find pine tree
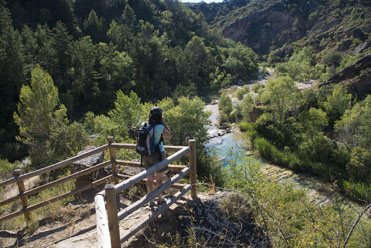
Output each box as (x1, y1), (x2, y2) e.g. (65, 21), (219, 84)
(14, 65), (68, 169)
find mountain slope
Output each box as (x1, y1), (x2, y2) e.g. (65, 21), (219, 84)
(191, 0), (371, 56)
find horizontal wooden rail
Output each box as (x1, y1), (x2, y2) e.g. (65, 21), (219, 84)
(95, 194), (111, 248)
(120, 184), (191, 243)
(0, 144), (109, 189)
(116, 174), (187, 189)
(0, 161), (110, 208)
(113, 147), (190, 194)
(0, 175), (111, 224)
(111, 143), (186, 153)
(117, 167), (190, 221)
(116, 160), (187, 171)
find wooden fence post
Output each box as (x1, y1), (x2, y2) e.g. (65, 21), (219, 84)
(105, 184), (120, 248)
(12, 169), (31, 222)
(188, 139), (197, 198)
(108, 137), (119, 184)
(95, 194), (111, 248)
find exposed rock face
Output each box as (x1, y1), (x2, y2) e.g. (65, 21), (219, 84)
(222, 2), (302, 55)
(219, 1), (370, 56)
(352, 42), (370, 55)
(320, 54), (371, 100)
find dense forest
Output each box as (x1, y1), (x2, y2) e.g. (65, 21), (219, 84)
(0, 0), (259, 162)
(0, 0), (370, 247)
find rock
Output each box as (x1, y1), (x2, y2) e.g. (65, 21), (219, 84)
(320, 54), (371, 100)
(219, 122), (228, 129)
(71, 146), (107, 188)
(218, 130), (226, 136)
(352, 42), (370, 55)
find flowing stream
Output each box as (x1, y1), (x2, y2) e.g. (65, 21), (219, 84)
(204, 73), (365, 212)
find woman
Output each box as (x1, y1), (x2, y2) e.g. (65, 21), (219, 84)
(143, 107), (172, 207)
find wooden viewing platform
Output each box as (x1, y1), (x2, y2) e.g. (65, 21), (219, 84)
(0, 137), (197, 248)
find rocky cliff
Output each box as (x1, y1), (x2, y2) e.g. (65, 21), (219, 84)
(320, 54), (371, 100)
(193, 0), (371, 57)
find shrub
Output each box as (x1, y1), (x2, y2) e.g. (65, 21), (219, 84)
(239, 121), (250, 132)
(235, 85), (250, 100)
(0, 159), (16, 179)
(322, 51), (343, 68)
(254, 137), (284, 165)
(347, 147), (371, 183)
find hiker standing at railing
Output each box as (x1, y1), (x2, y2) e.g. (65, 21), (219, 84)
(139, 107), (172, 208)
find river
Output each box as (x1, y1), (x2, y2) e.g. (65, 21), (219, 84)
(204, 72), (365, 211)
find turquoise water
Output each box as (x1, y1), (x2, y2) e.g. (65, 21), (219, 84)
(206, 132), (266, 168)
(206, 133), (248, 166)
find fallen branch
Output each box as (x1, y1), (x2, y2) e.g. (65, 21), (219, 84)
(342, 203), (371, 248)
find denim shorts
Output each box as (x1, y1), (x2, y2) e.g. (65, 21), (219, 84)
(142, 151), (167, 173)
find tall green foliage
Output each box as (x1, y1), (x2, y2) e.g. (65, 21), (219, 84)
(14, 65), (88, 169)
(324, 85), (352, 127)
(0, 3), (26, 158)
(239, 77), (369, 200)
(222, 152), (371, 247)
(0, 0), (260, 161)
(13, 65), (68, 168)
(260, 77), (298, 124)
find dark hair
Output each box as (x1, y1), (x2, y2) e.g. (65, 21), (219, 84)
(149, 107), (162, 125)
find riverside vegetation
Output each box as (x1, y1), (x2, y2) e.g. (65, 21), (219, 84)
(0, 0), (370, 247)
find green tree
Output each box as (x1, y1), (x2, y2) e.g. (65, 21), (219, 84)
(0, 4), (26, 158)
(67, 36), (99, 116)
(335, 95), (371, 149)
(160, 97), (210, 146)
(13, 65), (68, 169)
(183, 36), (212, 95)
(108, 90), (143, 140)
(299, 107), (328, 140)
(83, 9), (106, 42)
(260, 77), (299, 125)
(223, 43), (258, 81)
(218, 94), (233, 123)
(324, 85), (352, 127)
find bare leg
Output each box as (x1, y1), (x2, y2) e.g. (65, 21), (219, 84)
(156, 172), (163, 202)
(147, 174), (154, 196)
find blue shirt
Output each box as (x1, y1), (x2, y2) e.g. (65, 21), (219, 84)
(154, 124), (165, 153)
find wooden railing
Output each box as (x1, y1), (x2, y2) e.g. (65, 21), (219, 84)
(95, 139), (197, 248)
(0, 139), (117, 224)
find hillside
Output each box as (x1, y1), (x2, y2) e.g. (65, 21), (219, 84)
(191, 0), (371, 57)
(0, 0), (260, 160)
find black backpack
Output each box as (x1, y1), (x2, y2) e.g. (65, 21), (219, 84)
(136, 122), (160, 156)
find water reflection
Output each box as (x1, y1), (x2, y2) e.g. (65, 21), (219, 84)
(206, 132), (247, 166)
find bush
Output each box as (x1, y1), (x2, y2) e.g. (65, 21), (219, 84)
(342, 180), (371, 202)
(347, 147), (371, 183)
(222, 153), (371, 248)
(239, 121), (250, 132)
(322, 51), (343, 68)
(0, 159), (16, 179)
(235, 85), (250, 100)
(254, 137), (284, 165)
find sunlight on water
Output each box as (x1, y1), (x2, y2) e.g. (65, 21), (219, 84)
(206, 132), (248, 166)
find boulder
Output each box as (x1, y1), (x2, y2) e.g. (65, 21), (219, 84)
(71, 146), (108, 188)
(352, 42), (370, 55)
